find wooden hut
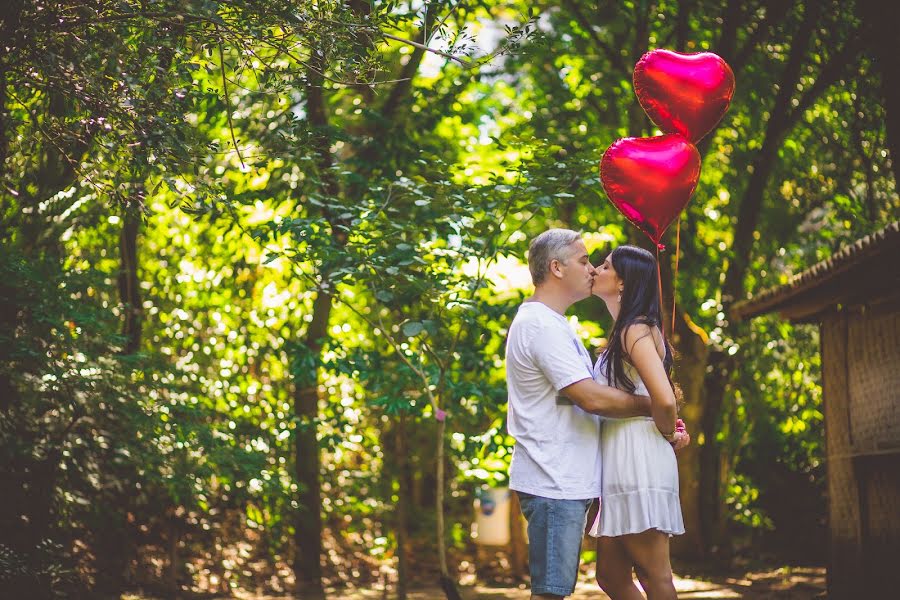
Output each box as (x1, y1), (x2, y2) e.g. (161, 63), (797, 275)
(732, 221), (900, 598)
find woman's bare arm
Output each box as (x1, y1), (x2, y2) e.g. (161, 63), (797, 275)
(624, 324), (677, 437)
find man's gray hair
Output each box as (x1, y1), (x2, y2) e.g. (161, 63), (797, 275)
(527, 228), (582, 286)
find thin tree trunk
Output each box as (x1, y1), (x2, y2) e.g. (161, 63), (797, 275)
(856, 0), (900, 188)
(291, 33), (344, 596)
(357, 9), (459, 597)
(380, 8), (437, 123)
(395, 414), (410, 600)
(293, 290), (331, 600)
(627, 1), (653, 136)
(118, 206), (142, 354)
(166, 518), (181, 598)
(675, 0), (693, 52)
(0, 277), (17, 413)
(0, 37), (8, 181)
(434, 416), (461, 600)
(716, 0), (742, 65)
(19, 90), (75, 257)
(115, 21), (180, 357)
(669, 0), (781, 550)
(0, 0), (23, 179)
(623, 2), (653, 252)
(508, 491), (528, 580)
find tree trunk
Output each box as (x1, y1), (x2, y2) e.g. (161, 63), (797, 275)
(115, 21), (179, 356)
(0, 37), (8, 180)
(856, 0), (900, 188)
(697, 2), (821, 553)
(674, 0), (692, 52)
(0, 0), (23, 179)
(19, 90), (76, 257)
(434, 416), (461, 600)
(627, 1), (653, 136)
(722, 4), (819, 305)
(669, 310), (709, 558)
(0, 273), (17, 413)
(696, 0), (791, 157)
(291, 35), (344, 596)
(508, 491), (528, 580)
(715, 0), (742, 64)
(649, 198), (711, 559)
(0, 455), (59, 599)
(118, 206), (142, 354)
(394, 414), (411, 600)
(166, 519), (181, 598)
(293, 289), (331, 600)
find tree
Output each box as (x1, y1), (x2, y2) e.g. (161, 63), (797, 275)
(486, 0), (895, 557)
(1, 1), (896, 596)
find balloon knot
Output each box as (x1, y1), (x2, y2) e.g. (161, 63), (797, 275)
(657, 243), (666, 252)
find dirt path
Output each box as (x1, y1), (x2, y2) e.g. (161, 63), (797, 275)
(137, 566), (823, 599)
(329, 568), (824, 598)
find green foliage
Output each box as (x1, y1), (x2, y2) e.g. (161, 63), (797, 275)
(1, 0), (897, 595)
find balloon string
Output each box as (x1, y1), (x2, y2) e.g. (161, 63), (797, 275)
(655, 246), (665, 344)
(672, 217), (681, 334)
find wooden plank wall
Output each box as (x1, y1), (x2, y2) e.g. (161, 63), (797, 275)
(822, 301), (900, 597)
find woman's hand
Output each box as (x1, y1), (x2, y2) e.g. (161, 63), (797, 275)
(668, 419), (690, 451)
(670, 430), (691, 452)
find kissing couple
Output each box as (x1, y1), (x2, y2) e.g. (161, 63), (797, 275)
(506, 228), (690, 600)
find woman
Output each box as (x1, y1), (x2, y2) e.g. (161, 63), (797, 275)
(588, 245), (685, 600)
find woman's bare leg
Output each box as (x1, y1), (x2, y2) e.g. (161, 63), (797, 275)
(595, 536), (644, 600)
(619, 530), (676, 600)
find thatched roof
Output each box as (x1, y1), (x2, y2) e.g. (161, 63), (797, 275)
(732, 221), (900, 322)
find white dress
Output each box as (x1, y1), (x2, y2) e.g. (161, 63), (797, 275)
(588, 354), (685, 537)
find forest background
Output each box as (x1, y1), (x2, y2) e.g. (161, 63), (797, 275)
(1, 0), (898, 599)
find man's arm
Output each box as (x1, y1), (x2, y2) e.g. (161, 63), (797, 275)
(560, 378), (652, 418)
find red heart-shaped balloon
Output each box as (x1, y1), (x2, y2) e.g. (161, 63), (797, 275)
(600, 135), (701, 245)
(634, 49), (735, 143)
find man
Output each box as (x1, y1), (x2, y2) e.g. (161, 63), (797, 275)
(506, 229), (687, 599)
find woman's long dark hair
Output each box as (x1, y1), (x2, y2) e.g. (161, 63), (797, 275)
(602, 245), (677, 396)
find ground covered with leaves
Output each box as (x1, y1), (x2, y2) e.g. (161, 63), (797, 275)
(126, 564), (826, 599)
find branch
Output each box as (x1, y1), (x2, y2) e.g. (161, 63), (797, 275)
(784, 36), (867, 133)
(732, 1), (791, 74)
(382, 33), (472, 67)
(722, 1), (823, 304)
(561, 0), (628, 74)
(426, 0), (463, 46)
(7, 90), (106, 198)
(54, 8), (459, 87)
(52, 11), (210, 29)
(217, 33), (246, 170)
(332, 275), (438, 412)
(697, 1), (794, 158)
(445, 173), (530, 364)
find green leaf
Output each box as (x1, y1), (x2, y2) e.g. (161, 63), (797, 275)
(401, 321), (424, 337)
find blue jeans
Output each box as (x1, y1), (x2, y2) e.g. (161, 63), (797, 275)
(517, 492), (593, 597)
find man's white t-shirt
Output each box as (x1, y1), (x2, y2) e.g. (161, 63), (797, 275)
(506, 301), (603, 500)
